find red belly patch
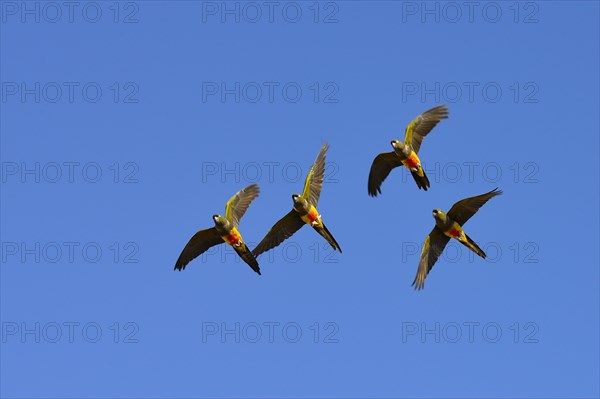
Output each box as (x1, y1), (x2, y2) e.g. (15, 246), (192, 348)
(449, 228), (461, 237)
(223, 229), (242, 246)
(306, 207), (319, 223)
(403, 152), (420, 169)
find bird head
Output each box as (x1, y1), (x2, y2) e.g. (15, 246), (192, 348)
(212, 214), (226, 227)
(391, 140), (404, 150)
(432, 209), (446, 222)
(292, 193), (307, 208)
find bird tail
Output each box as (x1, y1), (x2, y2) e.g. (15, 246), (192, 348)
(460, 234), (486, 259)
(315, 223), (342, 253)
(235, 244), (262, 275)
(410, 169), (430, 191)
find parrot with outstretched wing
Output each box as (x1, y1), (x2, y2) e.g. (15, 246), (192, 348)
(368, 105), (449, 195)
(253, 143), (342, 258)
(174, 184), (261, 275)
(412, 188), (503, 290)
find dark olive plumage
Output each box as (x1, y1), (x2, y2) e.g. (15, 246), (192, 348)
(368, 105), (448, 196)
(412, 188), (502, 290)
(253, 143), (342, 258)
(174, 184), (261, 275)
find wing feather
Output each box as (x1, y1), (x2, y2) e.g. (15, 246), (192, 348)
(302, 143), (329, 206)
(412, 228), (451, 290)
(252, 210), (305, 257)
(404, 105), (449, 153)
(447, 188), (502, 226)
(367, 152), (404, 197)
(174, 228), (223, 271)
(225, 184), (260, 227)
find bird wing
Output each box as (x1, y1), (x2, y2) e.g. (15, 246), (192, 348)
(404, 105), (449, 153)
(367, 152), (404, 196)
(225, 183), (260, 227)
(412, 227), (451, 290)
(301, 143), (329, 206)
(447, 188), (503, 226)
(252, 210), (305, 257)
(174, 227), (223, 271)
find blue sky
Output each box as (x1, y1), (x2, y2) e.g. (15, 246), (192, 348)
(1, 1), (599, 398)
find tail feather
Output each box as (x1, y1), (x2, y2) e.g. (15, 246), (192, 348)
(315, 223), (342, 253)
(410, 170), (430, 191)
(460, 234), (486, 259)
(235, 244), (261, 275)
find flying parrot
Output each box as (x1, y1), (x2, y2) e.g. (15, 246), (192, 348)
(174, 183), (261, 275)
(412, 188), (503, 290)
(368, 105), (449, 195)
(253, 143), (342, 258)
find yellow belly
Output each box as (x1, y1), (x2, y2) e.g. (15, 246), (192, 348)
(221, 227), (243, 246)
(443, 222), (464, 240)
(401, 151), (421, 170)
(301, 205), (320, 225)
